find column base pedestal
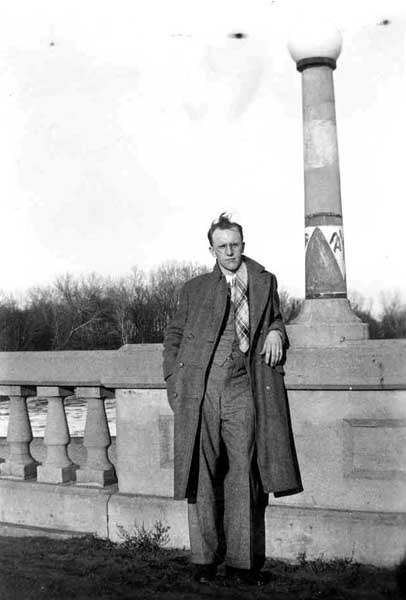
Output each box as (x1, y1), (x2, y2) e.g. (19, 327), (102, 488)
(286, 298), (369, 347)
(37, 463), (78, 484)
(76, 467), (117, 487)
(0, 460), (37, 479)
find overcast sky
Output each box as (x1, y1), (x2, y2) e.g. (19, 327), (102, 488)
(0, 0), (405, 313)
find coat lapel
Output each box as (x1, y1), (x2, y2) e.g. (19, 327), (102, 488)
(246, 257), (271, 349)
(203, 265), (229, 341)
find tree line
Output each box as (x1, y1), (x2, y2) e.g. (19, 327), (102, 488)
(0, 263), (404, 351)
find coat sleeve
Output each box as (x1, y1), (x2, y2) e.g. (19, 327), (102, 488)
(267, 274), (289, 349)
(162, 282), (189, 381)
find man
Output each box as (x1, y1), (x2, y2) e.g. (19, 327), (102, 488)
(163, 213), (302, 585)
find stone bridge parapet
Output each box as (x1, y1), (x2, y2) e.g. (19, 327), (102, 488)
(0, 342), (405, 566)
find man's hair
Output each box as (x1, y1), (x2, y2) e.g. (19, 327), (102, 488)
(207, 212), (244, 245)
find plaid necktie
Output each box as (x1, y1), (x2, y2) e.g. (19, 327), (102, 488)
(232, 274), (249, 353)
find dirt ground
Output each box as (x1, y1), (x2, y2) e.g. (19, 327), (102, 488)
(0, 535), (403, 600)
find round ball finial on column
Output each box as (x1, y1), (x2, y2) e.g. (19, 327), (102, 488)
(288, 20), (342, 70)
(286, 21), (368, 346)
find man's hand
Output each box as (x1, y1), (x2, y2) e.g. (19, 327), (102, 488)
(261, 330), (283, 367)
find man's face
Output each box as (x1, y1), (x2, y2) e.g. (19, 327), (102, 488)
(210, 227), (244, 274)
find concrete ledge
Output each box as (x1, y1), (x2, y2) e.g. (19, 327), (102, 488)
(266, 503), (406, 567)
(0, 341), (405, 389)
(107, 494), (406, 567)
(0, 521), (89, 539)
(0, 481), (405, 567)
(0, 479), (116, 537)
(0, 345), (161, 387)
(285, 340), (406, 387)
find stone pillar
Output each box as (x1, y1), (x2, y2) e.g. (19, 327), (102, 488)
(287, 23), (368, 346)
(75, 386), (117, 487)
(0, 385), (37, 479)
(37, 386), (77, 484)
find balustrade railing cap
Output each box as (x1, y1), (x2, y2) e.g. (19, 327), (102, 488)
(0, 384), (37, 396)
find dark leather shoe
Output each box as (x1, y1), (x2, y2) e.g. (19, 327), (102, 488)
(193, 563), (217, 583)
(225, 566), (268, 586)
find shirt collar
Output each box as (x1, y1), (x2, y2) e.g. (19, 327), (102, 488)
(224, 259), (247, 285)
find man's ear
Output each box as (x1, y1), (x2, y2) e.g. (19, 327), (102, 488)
(209, 246), (216, 258)
(242, 241), (245, 252)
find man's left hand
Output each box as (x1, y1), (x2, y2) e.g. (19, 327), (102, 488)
(261, 330), (283, 367)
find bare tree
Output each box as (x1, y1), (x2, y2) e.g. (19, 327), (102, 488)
(349, 291), (382, 339)
(379, 291), (406, 339)
(49, 273), (107, 349)
(278, 290), (303, 324)
(0, 268), (404, 350)
(106, 268), (148, 345)
(149, 261), (210, 340)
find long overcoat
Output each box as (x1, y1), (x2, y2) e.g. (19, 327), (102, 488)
(163, 256), (302, 500)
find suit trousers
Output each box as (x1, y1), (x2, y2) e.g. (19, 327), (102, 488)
(188, 352), (266, 569)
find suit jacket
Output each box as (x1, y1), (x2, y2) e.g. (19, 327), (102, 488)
(163, 255), (302, 500)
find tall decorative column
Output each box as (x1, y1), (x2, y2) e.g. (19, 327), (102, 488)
(287, 22), (368, 346)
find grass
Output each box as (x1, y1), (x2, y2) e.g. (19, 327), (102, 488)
(0, 533), (403, 600)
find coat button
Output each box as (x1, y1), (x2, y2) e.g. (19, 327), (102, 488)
(179, 362), (184, 367)
(265, 385), (270, 391)
(173, 392), (178, 398)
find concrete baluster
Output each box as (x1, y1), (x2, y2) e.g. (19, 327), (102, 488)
(37, 386), (77, 483)
(75, 386), (117, 486)
(0, 385), (37, 479)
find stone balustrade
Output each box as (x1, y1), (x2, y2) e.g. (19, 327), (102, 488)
(0, 383), (117, 487)
(0, 342), (405, 567)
